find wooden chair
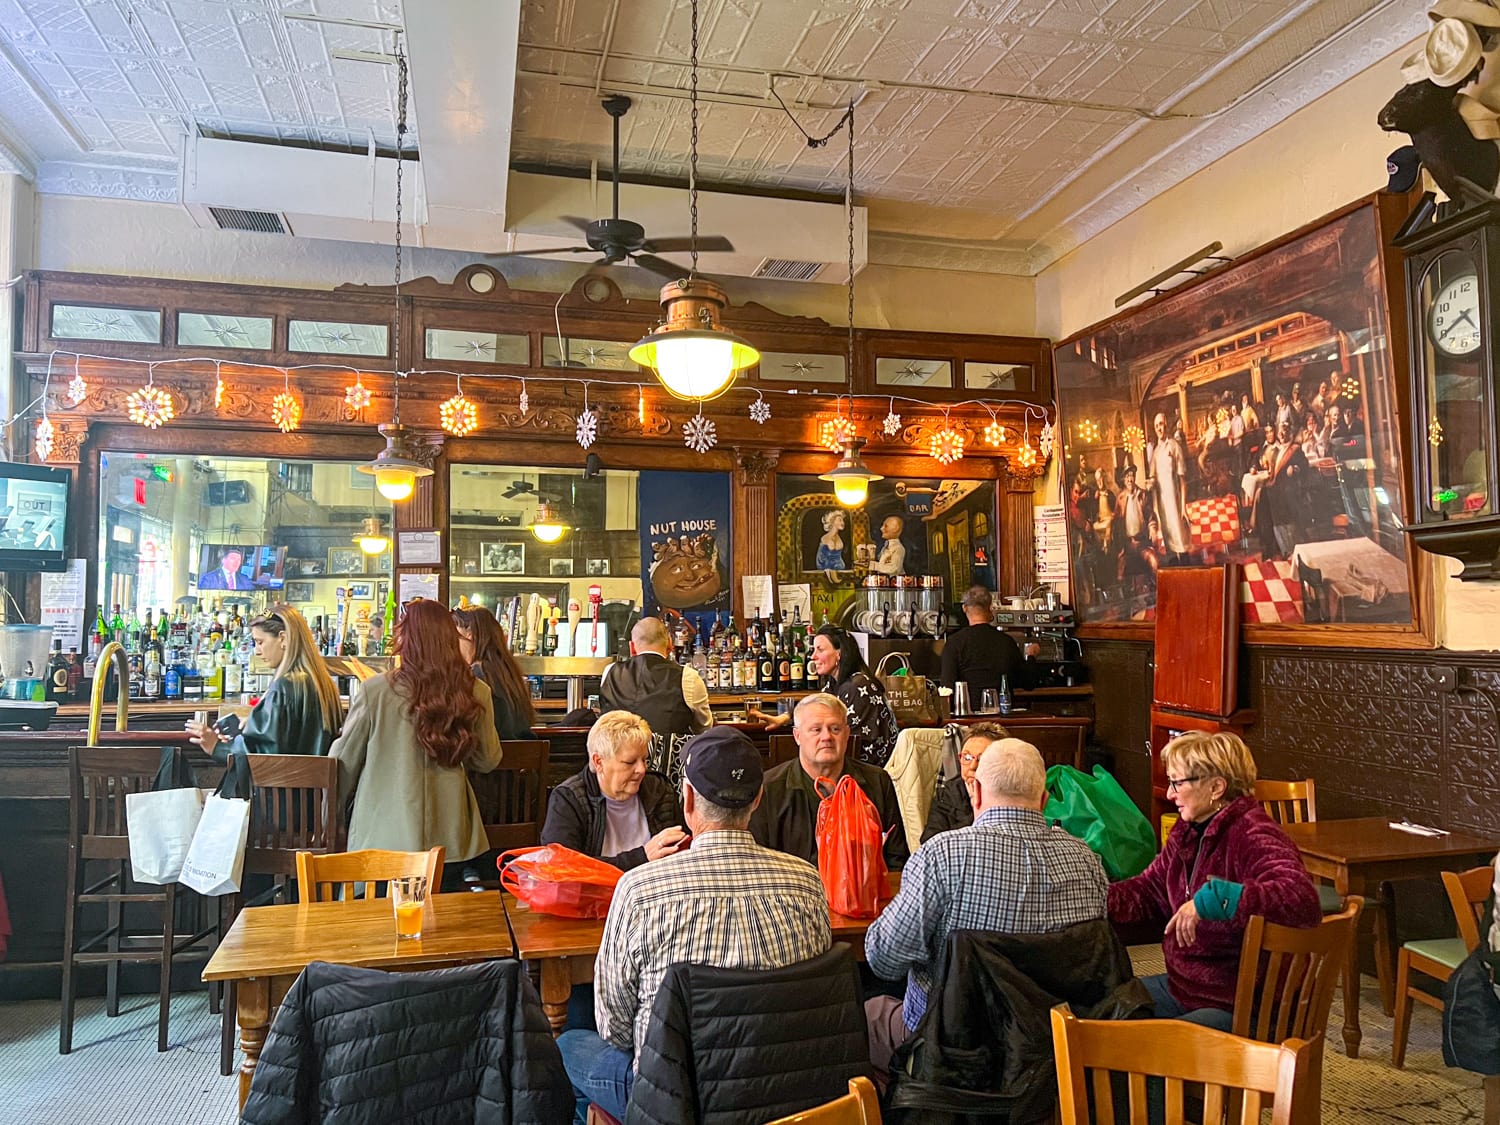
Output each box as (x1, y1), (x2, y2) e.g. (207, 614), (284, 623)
(468, 739), (550, 853)
(768, 733), (800, 769)
(218, 754), (340, 1074)
(60, 746), (220, 1054)
(1050, 1006), (1322, 1125)
(766, 1077), (881, 1124)
(1392, 864), (1492, 1068)
(1255, 778), (1317, 825)
(1232, 898), (1364, 1046)
(1026, 724), (1086, 771)
(295, 847), (445, 902)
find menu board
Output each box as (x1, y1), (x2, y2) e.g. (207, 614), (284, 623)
(1034, 504), (1069, 583)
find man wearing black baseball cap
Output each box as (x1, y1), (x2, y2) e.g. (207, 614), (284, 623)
(557, 728), (832, 1123)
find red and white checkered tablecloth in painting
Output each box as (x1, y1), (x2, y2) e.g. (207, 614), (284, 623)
(1240, 559), (1303, 624)
(1185, 493), (1240, 547)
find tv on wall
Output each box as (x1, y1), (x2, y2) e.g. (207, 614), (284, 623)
(0, 463), (69, 572)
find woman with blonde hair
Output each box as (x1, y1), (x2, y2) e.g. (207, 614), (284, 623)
(186, 604), (342, 757)
(1109, 731), (1320, 1030)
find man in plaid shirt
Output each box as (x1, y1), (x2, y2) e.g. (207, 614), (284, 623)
(557, 727), (831, 1123)
(864, 738), (1107, 1071)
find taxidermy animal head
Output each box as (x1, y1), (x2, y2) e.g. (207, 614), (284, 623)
(1378, 79), (1499, 200)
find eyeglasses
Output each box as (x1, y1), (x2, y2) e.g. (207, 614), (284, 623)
(960, 751), (983, 765)
(1165, 775), (1202, 791)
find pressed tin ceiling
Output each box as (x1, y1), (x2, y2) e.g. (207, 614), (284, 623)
(0, 0), (1427, 274)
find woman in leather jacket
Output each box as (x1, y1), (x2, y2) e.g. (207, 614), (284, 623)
(452, 603), (535, 740)
(186, 604), (342, 758)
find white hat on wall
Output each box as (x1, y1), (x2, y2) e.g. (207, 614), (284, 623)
(1426, 17), (1485, 86)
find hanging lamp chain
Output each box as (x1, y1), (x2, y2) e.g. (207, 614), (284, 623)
(846, 98), (855, 383)
(392, 41), (408, 423)
(688, 0), (700, 281)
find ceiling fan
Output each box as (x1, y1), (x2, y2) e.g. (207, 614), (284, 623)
(500, 479), (537, 499)
(488, 95), (735, 280)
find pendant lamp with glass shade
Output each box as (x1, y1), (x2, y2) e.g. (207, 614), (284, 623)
(354, 517), (390, 556)
(356, 46), (432, 504)
(529, 497), (569, 544)
(629, 0), (758, 400)
(821, 438), (882, 507)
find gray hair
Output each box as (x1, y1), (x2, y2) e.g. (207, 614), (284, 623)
(631, 617), (671, 651)
(683, 780), (755, 830)
(587, 710), (652, 762)
(975, 738), (1047, 804)
(793, 692), (848, 727)
(962, 585), (993, 611)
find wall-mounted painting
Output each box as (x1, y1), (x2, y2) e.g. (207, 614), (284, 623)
(1054, 201), (1411, 630)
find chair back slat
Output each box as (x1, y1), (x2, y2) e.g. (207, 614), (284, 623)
(71, 746), (176, 859)
(469, 739), (549, 853)
(296, 847), (444, 902)
(1051, 1007), (1321, 1125)
(762, 1076), (881, 1124)
(243, 755), (339, 873)
(1254, 779), (1317, 825)
(767, 734), (799, 769)
(1442, 866), (1494, 953)
(1233, 897), (1363, 1046)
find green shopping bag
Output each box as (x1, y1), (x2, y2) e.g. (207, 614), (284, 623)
(1044, 764), (1156, 881)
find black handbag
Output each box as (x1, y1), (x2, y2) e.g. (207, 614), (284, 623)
(1443, 944), (1500, 1074)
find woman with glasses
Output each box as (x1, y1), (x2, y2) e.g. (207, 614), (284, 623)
(186, 604), (342, 758)
(921, 721), (1008, 842)
(452, 604), (536, 740)
(751, 624), (900, 767)
(330, 599), (503, 888)
(1108, 731), (1320, 1030)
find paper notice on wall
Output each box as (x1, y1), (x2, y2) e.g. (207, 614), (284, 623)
(398, 573), (440, 604)
(777, 583), (812, 624)
(1034, 505), (1069, 583)
(41, 558), (86, 650)
(741, 574), (775, 618)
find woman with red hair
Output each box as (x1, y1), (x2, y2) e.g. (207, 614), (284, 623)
(330, 599), (502, 886)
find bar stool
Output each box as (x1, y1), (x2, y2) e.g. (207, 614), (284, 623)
(60, 745), (219, 1054)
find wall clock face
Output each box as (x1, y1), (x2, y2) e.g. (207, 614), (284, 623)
(1428, 271), (1483, 357)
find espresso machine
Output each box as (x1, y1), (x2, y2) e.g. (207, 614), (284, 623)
(993, 603), (1087, 688)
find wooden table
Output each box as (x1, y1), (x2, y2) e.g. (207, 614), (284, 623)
(202, 891), (513, 1108)
(506, 873), (900, 1034)
(1282, 817), (1498, 1058)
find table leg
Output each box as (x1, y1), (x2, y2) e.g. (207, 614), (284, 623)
(540, 957), (571, 1036)
(237, 978), (271, 1111)
(1374, 879), (1397, 1017)
(1335, 870), (1363, 1059)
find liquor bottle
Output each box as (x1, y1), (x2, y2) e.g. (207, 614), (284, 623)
(998, 673), (1013, 716)
(47, 638), (70, 703)
(83, 631), (100, 686)
(163, 659), (181, 701)
(717, 635), (733, 692)
(143, 631), (162, 700)
(95, 606), (108, 646)
(777, 630), (792, 693)
(757, 633), (776, 694)
(738, 635), (756, 695)
(126, 607), (142, 652)
(127, 649), (144, 700)
(223, 640), (242, 697)
(789, 634), (805, 691)
(66, 648), (83, 700)
(109, 604), (125, 646)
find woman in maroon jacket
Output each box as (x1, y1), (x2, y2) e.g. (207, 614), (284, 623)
(1109, 731), (1321, 1029)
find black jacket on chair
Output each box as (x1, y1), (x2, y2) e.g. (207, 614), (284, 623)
(626, 944), (873, 1125)
(886, 919), (1151, 1125)
(240, 959), (572, 1125)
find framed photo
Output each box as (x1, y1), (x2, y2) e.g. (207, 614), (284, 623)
(285, 580), (314, 603)
(327, 547), (362, 575)
(550, 557), (575, 577)
(291, 557), (324, 577)
(462, 558), (479, 576)
(586, 558), (611, 577)
(481, 541), (525, 575)
(348, 581), (374, 600)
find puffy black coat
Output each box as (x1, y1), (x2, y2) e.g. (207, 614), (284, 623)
(240, 959), (572, 1125)
(887, 919), (1151, 1125)
(541, 767), (683, 870)
(626, 944), (873, 1125)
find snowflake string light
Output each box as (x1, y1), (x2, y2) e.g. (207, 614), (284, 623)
(982, 421), (1006, 446)
(66, 372), (88, 406)
(749, 396), (771, 424)
(344, 377), (372, 411)
(1122, 424), (1146, 456)
(1016, 442), (1038, 469)
(214, 372), (225, 409)
(819, 416), (858, 452)
(929, 426), (965, 465)
(34, 416), (54, 461)
(518, 386), (530, 414)
(1077, 418), (1100, 443)
(1039, 421), (1055, 459)
(127, 384), (175, 429)
(882, 409), (902, 437)
(1429, 418), (1445, 447)
(576, 408), (599, 450)
(638, 387), (647, 428)
(441, 392), (479, 437)
(683, 413), (718, 454)
(271, 391), (302, 433)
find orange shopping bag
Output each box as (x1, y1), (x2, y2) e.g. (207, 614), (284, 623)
(498, 844), (624, 919)
(815, 775), (887, 919)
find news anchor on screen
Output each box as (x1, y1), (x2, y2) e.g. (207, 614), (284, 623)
(199, 547), (250, 591)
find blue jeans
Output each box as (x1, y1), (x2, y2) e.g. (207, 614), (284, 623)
(557, 1029), (633, 1124)
(1140, 972), (1234, 1031)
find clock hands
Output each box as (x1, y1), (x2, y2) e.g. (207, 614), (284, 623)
(1439, 308), (1478, 344)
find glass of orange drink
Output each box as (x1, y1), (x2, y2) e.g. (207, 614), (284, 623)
(391, 875), (428, 940)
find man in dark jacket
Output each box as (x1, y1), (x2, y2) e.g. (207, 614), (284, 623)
(541, 709), (686, 870)
(599, 617), (711, 741)
(920, 721), (1008, 843)
(750, 693), (908, 872)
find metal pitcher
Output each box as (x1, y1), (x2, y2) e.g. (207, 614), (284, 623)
(951, 681), (972, 717)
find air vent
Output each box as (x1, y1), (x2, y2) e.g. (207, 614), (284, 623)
(208, 207), (288, 234)
(753, 258), (824, 282)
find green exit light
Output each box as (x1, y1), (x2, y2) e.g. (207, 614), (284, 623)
(151, 465), (174, 482)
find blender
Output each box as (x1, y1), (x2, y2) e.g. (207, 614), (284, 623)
(0, 623), (59, 729)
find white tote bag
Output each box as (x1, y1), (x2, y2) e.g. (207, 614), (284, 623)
(125, 786), (205, 885)
(179, 792), (251, 896)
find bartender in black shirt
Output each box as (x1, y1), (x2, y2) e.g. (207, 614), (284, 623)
(940, 586), (1036, 693)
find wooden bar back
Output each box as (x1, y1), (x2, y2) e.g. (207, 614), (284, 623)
(1255, 779), (1318, 825)
(1051, 1007), (1321, 1125)
(296, 847), (444, 902)
(1232, 898), (1363, 1045)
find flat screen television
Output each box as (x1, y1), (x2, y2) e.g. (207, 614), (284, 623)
(0, 462), (70, 572)
(197, 543), (287, 591)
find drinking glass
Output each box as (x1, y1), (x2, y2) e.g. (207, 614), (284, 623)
(981, 689), (1000, 714)
(391, 875), (428, 940)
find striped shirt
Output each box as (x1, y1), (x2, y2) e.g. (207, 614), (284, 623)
(865, 806), (1108, 1029)
(594, 828), (832, 1059)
